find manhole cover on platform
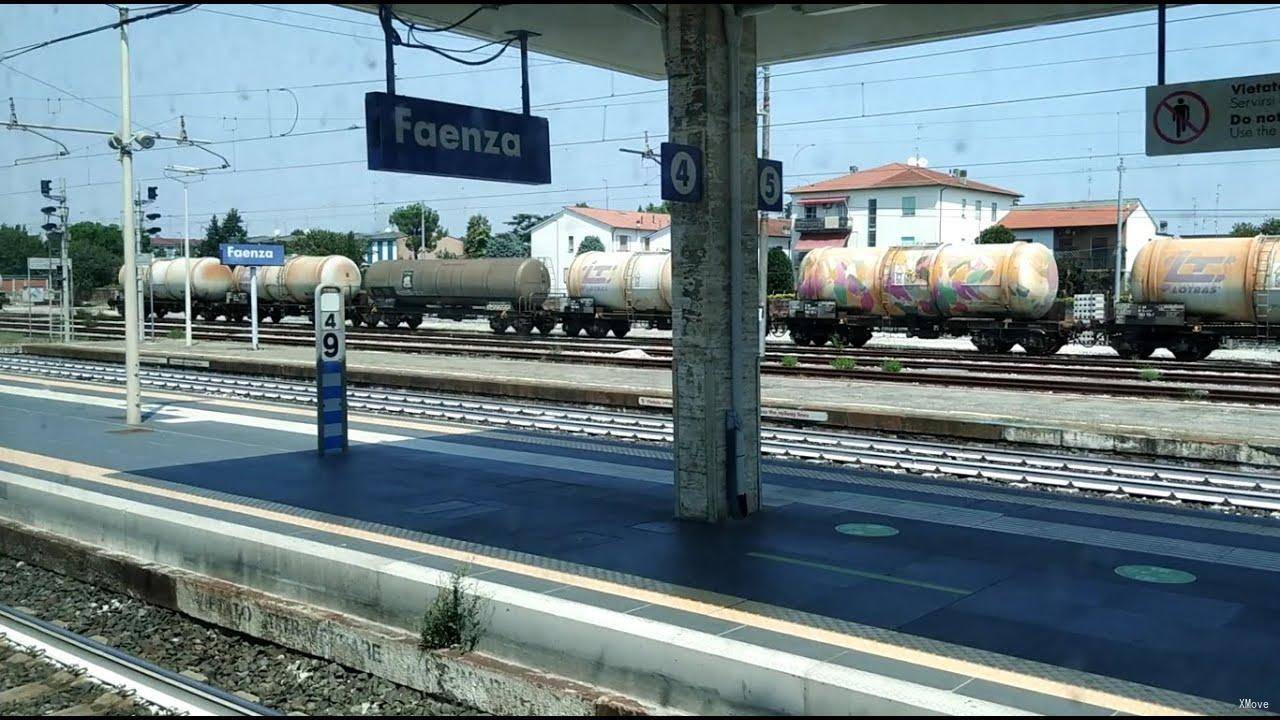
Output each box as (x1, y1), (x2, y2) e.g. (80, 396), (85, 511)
(1114, 564), (1196, 584)
(835, 523), (899, 537)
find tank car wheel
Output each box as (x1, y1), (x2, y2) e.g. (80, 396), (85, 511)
(1020, 333), (1061, 356)
(513, 317), (535, 336)
(789, 327), (810, 347)
(808, 329), (833, 348)
(488, 316), (508, 334)
(1110, 337), (1156, 360)
(534, 316), (557, 335)
(610, 320), (631, 339)
(269, 309), (284, 324)
(404, 314), (424, 329)
(836, 327), (872, 349)
(1171, 337), (1218, 362)
(562, 320), (582, 337)
(586, 319), (610, 339)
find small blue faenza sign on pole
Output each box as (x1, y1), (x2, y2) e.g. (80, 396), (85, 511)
(219, 243), (284, 267)
(365, 91), (551, 185)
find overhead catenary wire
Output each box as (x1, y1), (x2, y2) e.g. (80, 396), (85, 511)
(1, 4), (198, 62)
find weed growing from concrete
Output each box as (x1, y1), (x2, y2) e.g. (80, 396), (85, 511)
(880, 359), (903, 373)
(167, 327), (185, 340)
(780, 355), (798, 369)
(1185, 388), (1210, 400)
(420, 566), (488, 654)
(1138, 367), (1161, 382)
(830, 357), (857, 371)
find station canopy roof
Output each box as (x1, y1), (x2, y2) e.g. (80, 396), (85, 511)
(345, 4), (1160, 81)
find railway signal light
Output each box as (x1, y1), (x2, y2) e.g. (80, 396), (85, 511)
(41, 222), (58, 233)
(147, 186), (158, 201)
(40, 205), (57, 216)
(40, 179), (51, 197)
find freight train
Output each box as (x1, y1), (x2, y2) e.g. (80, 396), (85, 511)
(778, 234), (1280, 361)
(109, 235), (1280, 361)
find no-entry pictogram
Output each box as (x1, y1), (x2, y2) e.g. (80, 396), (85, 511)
(1152, 90), (1209, 145)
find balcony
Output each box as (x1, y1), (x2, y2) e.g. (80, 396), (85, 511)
(793, 215), (849, 233)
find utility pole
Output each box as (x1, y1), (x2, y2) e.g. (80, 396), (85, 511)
(761, 66), (770, 160)
(59, 179), (70, 342)
(119, 4), (141, 425)
(420, 202), (425, 258)
(1113, 157), (1125, 299)
(758, 66), (771, 355)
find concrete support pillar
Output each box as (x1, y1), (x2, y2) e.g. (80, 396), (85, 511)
(665, 4), (762, 522)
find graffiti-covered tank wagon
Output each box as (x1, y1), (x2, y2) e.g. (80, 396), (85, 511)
(787, 241), (1061, 352)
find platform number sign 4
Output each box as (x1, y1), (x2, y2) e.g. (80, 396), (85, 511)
(757, 159), (783, 212)
(660, 142), (703, 203)
(315, 286), (347, 454)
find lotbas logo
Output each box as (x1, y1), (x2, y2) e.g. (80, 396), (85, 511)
(1162, 251), (1235, 284)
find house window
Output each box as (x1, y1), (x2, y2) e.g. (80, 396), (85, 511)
(975, 200), (983, 219)
(902, 196), (916, 217)
(961, 199), (967, 218)
(643, 237), (651, 251)
(901, 236), (916, 246)
(617, 234), (630, 251)
(867, 199), (877, 248)
(991, 202), (997, 221)
(804, 205), (817, 219)
(568, 235), (574, 252)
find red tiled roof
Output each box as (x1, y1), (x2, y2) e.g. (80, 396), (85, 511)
(1000, 203), (1137, 230)
(788, 162), (1021, 197)
(566, 206), (670, 231)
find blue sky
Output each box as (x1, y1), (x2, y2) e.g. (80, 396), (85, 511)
(2, 3), (1278, 238)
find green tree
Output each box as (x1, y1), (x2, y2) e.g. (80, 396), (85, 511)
(1231, 218), (1280, 237)
(463, 214), (492, 258)
(484, 234), (529, 258)
(65, 222), (125, 302)
(1055, 254), (1113, 299)
(637, 201), (670, 214)
(389, 202), (446, 255)
(194, 209), (248, 258)
(577, 235), (605, 254)
(0, 224), (45, 277)
(485, 212), (549, 258)
(767, 247), (795, 295)
(977, 224), (1016, 244)
(286, 229), (366, 266)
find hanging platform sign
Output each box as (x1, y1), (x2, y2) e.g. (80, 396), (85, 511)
(365, 91), (551, 184)
(1146, 72), (1280, 156)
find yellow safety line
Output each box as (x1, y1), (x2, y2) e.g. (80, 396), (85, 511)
(0, 373), (1193, 715)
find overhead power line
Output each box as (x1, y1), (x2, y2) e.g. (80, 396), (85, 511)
(1, 4), (198, 62)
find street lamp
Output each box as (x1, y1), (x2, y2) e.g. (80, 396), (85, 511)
(164, 119), (231, 348)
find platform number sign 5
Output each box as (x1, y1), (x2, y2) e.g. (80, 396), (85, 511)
(757, 159), (783, 212)
(660, 142), (703, 203)
(315, 286), (348, 454)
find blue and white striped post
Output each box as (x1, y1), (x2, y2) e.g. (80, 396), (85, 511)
(315, 285), (347, 455)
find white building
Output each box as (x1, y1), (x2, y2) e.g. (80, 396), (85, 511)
(786, 162), (1022, 262)
(529, 206), (671, 292)
(998, 199), (1159, 275)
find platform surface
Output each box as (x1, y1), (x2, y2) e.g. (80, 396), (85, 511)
(1, 368), (1277, 714)
(27, 337), (1280, 457)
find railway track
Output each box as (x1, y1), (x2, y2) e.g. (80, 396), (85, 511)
(0, 602), (272, 715)
(7, 315), (1280, 405)
(5, 354), (1280, 514)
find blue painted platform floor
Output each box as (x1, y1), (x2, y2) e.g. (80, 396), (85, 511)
(1, 380), (1278, 711)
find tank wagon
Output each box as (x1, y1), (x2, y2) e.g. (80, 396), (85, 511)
(361, 257), (555, 332)
(1091, 234), (1280, 360)
(111, 254), (360, 322)
(559, 251), (673, 338)
(782, 241), (1065, 354)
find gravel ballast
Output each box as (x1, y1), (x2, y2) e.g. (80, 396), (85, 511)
(0, 558), (478, 716)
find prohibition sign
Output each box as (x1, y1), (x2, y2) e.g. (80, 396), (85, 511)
(1153, 90), (1209, 145)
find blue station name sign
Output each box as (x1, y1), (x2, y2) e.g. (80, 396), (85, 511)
(365, 91), (551, 185)
(219, 243), (284, 266)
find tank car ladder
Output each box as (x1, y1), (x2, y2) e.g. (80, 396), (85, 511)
(1254, 241), (1275, 340)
